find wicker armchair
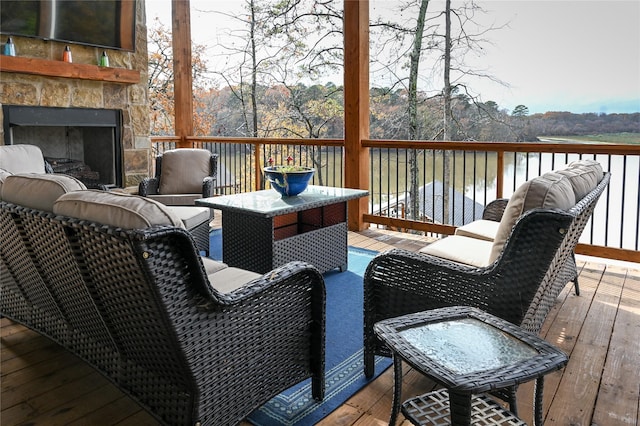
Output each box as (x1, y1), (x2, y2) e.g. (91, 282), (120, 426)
(138, 148), (219, 255)
(364, 171), (610, 380)
(1, 194), (325, 425)
(138, 148), (218, 205)
(457, 196), (586, 294)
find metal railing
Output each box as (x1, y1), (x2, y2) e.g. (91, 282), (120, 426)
(150, 136), (640, 263)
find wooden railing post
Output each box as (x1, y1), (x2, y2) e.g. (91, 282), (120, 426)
(254, 142), (262, 191)
(172, 0), (193, 148)
(344, 0), (370, 231)
(496, 151), (504, 198)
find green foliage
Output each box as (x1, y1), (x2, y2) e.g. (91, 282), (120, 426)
(265, 165), (313, 172)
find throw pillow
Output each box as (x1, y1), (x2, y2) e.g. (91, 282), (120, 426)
(489, 172), (575, 263)
(158, 149), (211, 195)
(54, 190), (185, 229)
(1, 173), (86, 211)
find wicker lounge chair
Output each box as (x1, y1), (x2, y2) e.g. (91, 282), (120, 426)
(1, 188), (325, 426)
(364, 165), (610, 380)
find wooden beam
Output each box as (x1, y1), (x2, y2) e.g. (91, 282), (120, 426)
(344, 0), (370, 231)
(0, 56), (140, 84)
(171, 0), (193, 147)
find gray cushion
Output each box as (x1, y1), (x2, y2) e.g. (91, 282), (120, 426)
(208, 267), (261, 294)
(0, 144), (47, 174)
(168, 206), (210, 229)
(568, 159), (603, 182)
(54, 190), (185, 229)
(201, 256), (228, 275)
(489, 172), (575, 263)
(159, 149), (211, 195)
(146, 193), (203, 206)
(1, 173), (86, 211)
(557, 160), (603, 200)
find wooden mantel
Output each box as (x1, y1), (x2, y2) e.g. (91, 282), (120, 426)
(0, 55), (140, 84)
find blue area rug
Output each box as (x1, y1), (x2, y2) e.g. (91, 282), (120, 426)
(208, 230), (392, 425)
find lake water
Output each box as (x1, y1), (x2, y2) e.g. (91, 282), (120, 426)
(368, 150), (639, 251)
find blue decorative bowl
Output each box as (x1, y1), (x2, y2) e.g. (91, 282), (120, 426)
(264, 166), (315, 197)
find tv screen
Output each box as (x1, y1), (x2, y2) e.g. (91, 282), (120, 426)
(0, 0), (136, 52)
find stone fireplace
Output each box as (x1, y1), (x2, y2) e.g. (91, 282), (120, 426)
(3, 105), (124, 188)
(0, 1), (151, 189)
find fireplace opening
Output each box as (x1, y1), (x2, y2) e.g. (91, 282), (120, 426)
(2, 105), (123, 189)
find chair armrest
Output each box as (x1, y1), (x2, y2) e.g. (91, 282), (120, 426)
(365, 249), (496, 316)
(204, 261), (325, 306)
(183, 260), (326, 401)
(202, 176), (216, 197)
(138, 177), (160, 196)
(209, 153), (218, 177)
(482, 198), (509, 221)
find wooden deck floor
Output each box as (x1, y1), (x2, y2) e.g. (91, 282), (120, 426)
(2, 228), (639, 426)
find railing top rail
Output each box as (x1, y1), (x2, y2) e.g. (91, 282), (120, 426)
(362, 139), (640, 155)
(185, 136), (345, 147)
(151, 135), (639, 156)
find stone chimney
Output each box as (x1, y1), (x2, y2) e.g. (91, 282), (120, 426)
(0, 0), (151, 188)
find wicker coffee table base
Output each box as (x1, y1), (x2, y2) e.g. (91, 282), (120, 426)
(402, 389), (526, 426)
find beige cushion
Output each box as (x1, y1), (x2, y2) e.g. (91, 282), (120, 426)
(1, 173), (86, 211)
(167, 206), (210, 229)
(557, 162), (602, 201)
(419, 235), (494, 268)
(0, 169), (12, 199)
(54, 190), (185, 229)
(489, 172), (575, 263)
(208, 267), (261, 293)
(201, 257), (228, 275)
(0, 144), (47, 174)
(454, 219), (500, 242)
(159, 149), (211, 195)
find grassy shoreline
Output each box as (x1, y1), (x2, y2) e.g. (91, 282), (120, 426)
(540, 132), (640, 144)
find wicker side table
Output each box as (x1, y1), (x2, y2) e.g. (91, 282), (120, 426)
(374, 306), (568, 426)
(401, 389), (525, 426)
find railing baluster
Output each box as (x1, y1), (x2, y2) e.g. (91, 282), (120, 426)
(150, 137), (639, 262)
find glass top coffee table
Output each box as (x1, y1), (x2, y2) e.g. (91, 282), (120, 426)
(374, 306), (568, 426)
(197, 185), (368, 274)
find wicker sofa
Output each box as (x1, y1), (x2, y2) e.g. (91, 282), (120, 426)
(364, 160), (610, 379)
(0, 175), (326, 426)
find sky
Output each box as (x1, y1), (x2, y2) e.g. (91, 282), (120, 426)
(145, 0), (640, 115)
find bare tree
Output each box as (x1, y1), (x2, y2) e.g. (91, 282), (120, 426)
(371, 0), (506, 225)
(408, 0), (431, 221)
(147, 18), (214, 137)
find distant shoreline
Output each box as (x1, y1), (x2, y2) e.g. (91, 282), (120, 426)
(539, 133), (640, 145)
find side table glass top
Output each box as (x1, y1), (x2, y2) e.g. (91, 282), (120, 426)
(399, 318), (538, 375)
(374, 306), (568, 392)
(196, 185), (368, 217)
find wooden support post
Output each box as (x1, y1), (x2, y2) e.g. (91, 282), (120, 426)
(344, 0), (370, 231)
(496, 151), (504, 198)
(172, 0), (193, 148)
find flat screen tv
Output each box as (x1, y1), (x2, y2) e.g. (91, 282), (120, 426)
(0, 0), (136, 52)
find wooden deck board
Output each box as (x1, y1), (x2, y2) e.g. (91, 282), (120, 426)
(546, 261), (623, 425)
(2, 229), (639, 426)
(591, 266), (640, 426)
